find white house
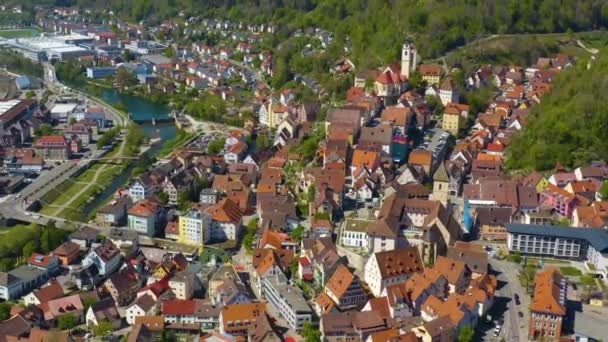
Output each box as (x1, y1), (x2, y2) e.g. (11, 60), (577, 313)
(126, 293), (158, 325)
(439, 77), (460, 106)
(224, 141), (248, 164)
(23, 281), (64, 306)
(82, 241), (122, 277)
(340, 218), (372, 249)
(129, 177), (156, 202)
(204, 198), (242, 241)
(364, 247), (424, 297)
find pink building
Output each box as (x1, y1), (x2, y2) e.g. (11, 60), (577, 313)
(542, 184), (580, 218)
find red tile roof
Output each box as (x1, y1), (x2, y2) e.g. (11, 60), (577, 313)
(27, 253), (56, 268)
(163, 299), (197, 315)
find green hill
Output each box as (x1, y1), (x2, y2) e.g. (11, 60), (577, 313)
(45, 0), (608, 66)
(505, 53), (608, 172)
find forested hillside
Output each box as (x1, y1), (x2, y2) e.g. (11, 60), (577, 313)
(13, 0), (608, 66)
(505, 54), (608, 172)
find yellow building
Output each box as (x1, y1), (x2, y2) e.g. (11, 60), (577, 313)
(419, 64), (443, 85)
(536, 177), (549, 193)
(442, 112), (462, 135)
(178, 209), (208, 246)
(442, 103), (469, 136)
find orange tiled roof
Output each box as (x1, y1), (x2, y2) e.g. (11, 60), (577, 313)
(325, 264), (355, 300)
(408, 150), (432, 167)
(433, 256), (466, 285)
(204, 198), (242, 224)
(530, 269), (566, 316)
(128, 198), (160, 217)
(316, 292), (335, 314)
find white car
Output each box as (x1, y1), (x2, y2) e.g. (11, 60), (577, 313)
(493, 325), (501, 337)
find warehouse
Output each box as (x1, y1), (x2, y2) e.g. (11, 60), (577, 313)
(8, 36), (93, 62)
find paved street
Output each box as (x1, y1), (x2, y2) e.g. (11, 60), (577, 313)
(486, 258), (529, 342)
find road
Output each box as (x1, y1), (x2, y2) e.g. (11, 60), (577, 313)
(42, 63), (127, 127)
(490, 258), (529, 342)
(0, 64), (128, 234)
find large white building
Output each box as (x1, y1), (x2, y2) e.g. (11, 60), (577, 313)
(8, 35), (93, 62)
(364, 247), (424, 297)
(506, 224), (608, 278)
(261, 272), (312, 331)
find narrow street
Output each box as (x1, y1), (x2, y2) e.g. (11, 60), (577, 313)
(488, 258), (530, 342)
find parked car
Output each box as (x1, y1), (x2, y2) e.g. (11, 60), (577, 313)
(514, 294), (520, 305)
(493, 325), (501, 337)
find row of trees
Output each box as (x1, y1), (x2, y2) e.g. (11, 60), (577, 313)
(0, 221), (69, 272)
(0, 50), (43, 77)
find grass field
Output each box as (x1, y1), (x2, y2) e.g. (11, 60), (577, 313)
(37, 143), (128, 221)
(0, 29), (36, 38)
(559, 266), (583, 277)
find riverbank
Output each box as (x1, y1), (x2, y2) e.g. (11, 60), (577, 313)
(37, 123), (152, 222)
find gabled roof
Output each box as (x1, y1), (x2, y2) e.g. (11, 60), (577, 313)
(31, 281), (64, 304)
(373, 247), (424, 279)
(325, 264), (356, 300)
(204, 198), (242, 224)
(316, 292), (335, 314)
(433, 256), (467, 285)
(408, 149), (432, 167)
(530, 269), (566, 315)
(447, 242), (488, 275)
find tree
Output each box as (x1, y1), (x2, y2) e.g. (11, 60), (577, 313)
(511, 252), (522, 264)
(25, 90), (35, 99)
(243, 218), (258, 251)
(34, 123), (54, 137)
(290, 225), (306, 242)
(207, 139), (224, 155)
(458, 325), (475, 342)
(82, 297), (98, 313)
(164, 47), (175, 58)
(301, 321), (321, 342)
(21, 240), (38, 259)
(158, 192), (170, 206)
(57, 314), (78, 330)
(177, 190), (193, 211)
(93, 320), (114, 337)
(307, 183), (316, 203)
(115, 67), (137, 88)
(599, 181), (608, 200)
(69, 117), (77, 125)
(122, 50), (133, 62)
(255, 133), (272, 152)
(0, 302), (11, 321)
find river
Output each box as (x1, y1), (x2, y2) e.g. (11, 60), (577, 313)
(82, 89), (177, 217)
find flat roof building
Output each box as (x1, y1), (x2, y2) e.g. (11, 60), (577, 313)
(507, 223), (608, 278)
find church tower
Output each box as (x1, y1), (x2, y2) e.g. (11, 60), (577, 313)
(401, 39), (417, 79)
(432, 161), (449, 206)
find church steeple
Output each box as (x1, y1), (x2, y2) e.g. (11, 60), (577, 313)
(401, 38), (417, 79)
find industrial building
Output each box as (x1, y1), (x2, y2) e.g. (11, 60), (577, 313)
(7, 34), (93, 62)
